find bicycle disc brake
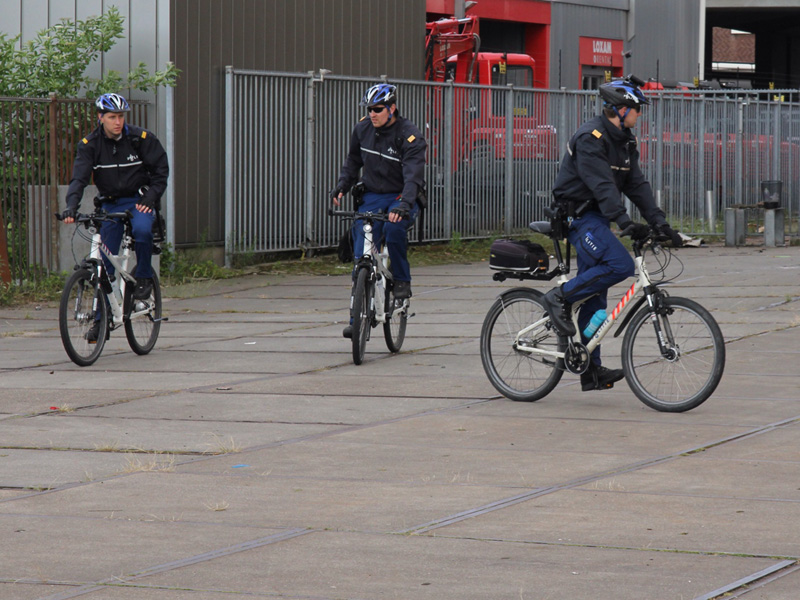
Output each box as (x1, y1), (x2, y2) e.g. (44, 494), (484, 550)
(563, 341), (590, 374)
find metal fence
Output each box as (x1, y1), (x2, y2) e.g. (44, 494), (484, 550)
(0, 96), (148, 284)
(224, 68), (800, 265)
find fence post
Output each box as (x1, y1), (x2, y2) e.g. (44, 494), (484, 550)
(224, 67), (234, 268)
(504, 85), (514, 236)
(305, 73), (317, 251)
(48, 93), (59, 273)
(443, 83), (454, 239)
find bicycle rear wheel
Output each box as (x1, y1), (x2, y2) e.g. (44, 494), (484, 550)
(59, 268), (108, 366)
(383, 282), (407, 353)
(351, 268), (372, 365)
(480, 289), (564, 402)
(621, 296), (725, 412)
(124, 272), (162, 355)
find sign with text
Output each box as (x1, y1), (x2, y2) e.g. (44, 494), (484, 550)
(579, 37), (623, 68)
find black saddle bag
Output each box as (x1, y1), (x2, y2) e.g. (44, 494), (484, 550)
(489, 239), (548, 273)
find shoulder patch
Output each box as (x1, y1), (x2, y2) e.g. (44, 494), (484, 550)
(359, 116), (367, 122)
(407, 134), (416, 143)
(592, 129), (603, 139)
(141, 131), (147, 139)
(82, 138), (89, 144)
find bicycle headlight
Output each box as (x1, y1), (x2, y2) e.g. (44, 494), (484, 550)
(363, 223), (373, 234)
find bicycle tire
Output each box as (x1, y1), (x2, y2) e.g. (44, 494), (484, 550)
(59, 268), (108, 367)
(621, 296), (725, 412)
(123, 272), (162, 355)
(480, 288), (565, 402)
(383, 282), (407, 353)
(351, 268), (371, 365)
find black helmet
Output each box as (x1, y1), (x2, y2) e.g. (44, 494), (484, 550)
(599, 80), (650, 109)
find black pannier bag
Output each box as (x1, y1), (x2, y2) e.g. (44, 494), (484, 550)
(489, 239), (548, 273)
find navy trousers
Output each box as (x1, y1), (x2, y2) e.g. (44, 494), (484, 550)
(100, 196), (156, 279)
(352, 192), (419, 282)
(561, 211), (635, 365)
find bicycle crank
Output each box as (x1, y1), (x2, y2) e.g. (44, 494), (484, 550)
(563, 341), (590, 375)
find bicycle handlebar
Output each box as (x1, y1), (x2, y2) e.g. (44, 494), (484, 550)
(328, 208), (392, 222)
(55, 209), (134, 224)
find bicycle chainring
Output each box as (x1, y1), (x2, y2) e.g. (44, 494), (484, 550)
(563, 342), (590, 375)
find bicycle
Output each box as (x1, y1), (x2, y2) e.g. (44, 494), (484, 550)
(329, 208), (411, 365)
(480, 206), (725, 412)
(56, 207), (165, 366)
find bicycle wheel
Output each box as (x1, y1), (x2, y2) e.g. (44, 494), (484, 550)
(480, 289), (565, 402)
(59, 268), (108, 367)
(351, 268), (372, 365)
(621, 296), (725, 412)
(123, 272), (162, 355)
(383, 282), (407, 353)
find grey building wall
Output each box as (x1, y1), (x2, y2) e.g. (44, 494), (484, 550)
(549, 0), (702, 88)
(170, 0), (426, 248)
(0, 0), (171, 141)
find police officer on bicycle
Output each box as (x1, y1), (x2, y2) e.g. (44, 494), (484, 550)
(331, 83), (427, 339)
(541, 78), (683, 392)
(61, 93), (169, 342)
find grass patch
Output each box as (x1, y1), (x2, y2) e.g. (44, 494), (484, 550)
(0, 272), (65, 308)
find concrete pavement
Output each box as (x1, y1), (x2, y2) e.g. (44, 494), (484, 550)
(1, 242), (799, 599)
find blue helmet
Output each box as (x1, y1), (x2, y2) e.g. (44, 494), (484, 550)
(360, 83), (397, 107)
(95, 93), (130, 113)
(599, 80), (649, 109)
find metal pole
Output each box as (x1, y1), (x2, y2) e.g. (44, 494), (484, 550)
(305, 73), (317, 250)
(164, 85), (175, 254)
(504, 85), (514, 235)
(224, 66), (234, 268)
(443, 83), (454, 238)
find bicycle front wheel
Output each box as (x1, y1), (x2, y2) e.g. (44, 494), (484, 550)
(383, 282), (407, 353)
(351, 268), (372, 365)
(480, 289), (564, 402)
(124, 272), (162, 355)
(59, 268), (108, 367)
(621, 296), (725, 412)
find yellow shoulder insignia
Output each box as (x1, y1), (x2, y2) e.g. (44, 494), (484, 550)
(82, 138), (89, 144)
(141, 131), (147, 139)
(407, 134), (416, 143)
(359, 116), (367, 122)
(592, 129), (602, 139)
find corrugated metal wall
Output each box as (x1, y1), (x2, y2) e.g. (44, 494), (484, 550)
(549, 0), (702, 88)
(170, 0), (427, 249)
(0, 0), (170, 139)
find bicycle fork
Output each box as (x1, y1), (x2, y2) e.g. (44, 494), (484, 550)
(643, 289), (679, 361)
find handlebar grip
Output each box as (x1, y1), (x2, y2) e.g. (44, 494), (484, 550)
(627, 74), (646, 87)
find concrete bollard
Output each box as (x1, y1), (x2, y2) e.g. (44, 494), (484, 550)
(764, 208), (785, 247)
(724, 208), (745, 246)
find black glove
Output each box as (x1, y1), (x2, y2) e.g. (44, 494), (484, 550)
(620, 222), (650, 241)
(137, 196), (155, 211)
(61, 207), (77, 221)
(390, 201), (412, 220)
(656, 223), (683, 247)
(329, 185), (346, 202)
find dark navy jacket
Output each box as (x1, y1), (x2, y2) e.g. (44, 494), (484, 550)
(337, 113), (427, 209)
(66, 123), (169, 211)
(552, 114), (665, 228)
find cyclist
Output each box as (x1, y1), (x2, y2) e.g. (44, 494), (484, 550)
(541, 78), (683, 392)
(61, 93), (169, 342)
(331, 83), (427, 339)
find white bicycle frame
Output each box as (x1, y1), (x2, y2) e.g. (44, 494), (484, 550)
(513, 251), (654, 360)
(87, 225), (144, 326)
(356, 216), (409, 326)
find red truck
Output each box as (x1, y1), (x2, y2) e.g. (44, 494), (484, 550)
(424, 14), (558, 230)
